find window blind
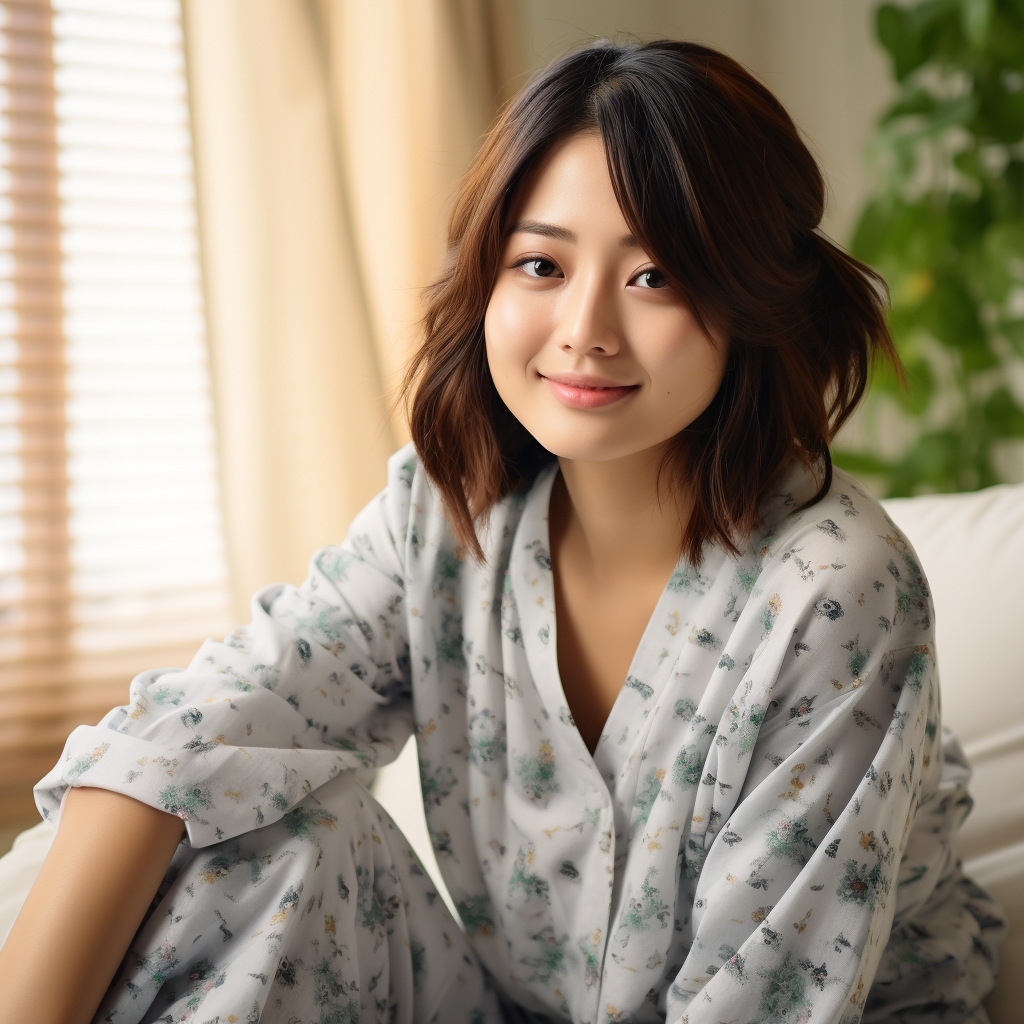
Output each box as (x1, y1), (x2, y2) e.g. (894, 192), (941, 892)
(0, 0), (231, 824)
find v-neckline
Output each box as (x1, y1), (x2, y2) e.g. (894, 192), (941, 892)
(527, 461), (689, 766)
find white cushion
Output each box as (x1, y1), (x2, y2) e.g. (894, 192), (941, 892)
(882, 484), (1024, 1023)
(0, 820), (55, 947)
(881, 485), (1024, 861)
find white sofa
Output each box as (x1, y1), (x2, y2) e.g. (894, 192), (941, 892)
(3, 484), (1022, 1020)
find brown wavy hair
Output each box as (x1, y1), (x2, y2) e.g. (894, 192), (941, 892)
(402, 39), (900, 563)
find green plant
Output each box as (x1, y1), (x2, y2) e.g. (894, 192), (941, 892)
(834, 0), (1024, 494)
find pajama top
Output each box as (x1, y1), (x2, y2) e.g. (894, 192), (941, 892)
(35, 444), (1004, 1024)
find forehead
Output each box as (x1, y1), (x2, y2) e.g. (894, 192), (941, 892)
(511, 132), (629, 231)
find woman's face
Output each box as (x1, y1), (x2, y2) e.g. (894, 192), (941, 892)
(485, 132), (728, 465)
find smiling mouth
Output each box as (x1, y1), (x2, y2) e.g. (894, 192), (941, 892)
(542, 372), (634, 388)
(541, 375), (639, 409)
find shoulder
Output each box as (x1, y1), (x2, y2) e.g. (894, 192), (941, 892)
(750, 464), (932, 646)
(382, 441), (424, 534)
(376, 442), (545, 573)
(757, 464), (923, 586)
(728, 469), (938, 751)
(363, 442), (438, 561)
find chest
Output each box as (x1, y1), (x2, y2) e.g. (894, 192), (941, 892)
(551, 557), (672, 754)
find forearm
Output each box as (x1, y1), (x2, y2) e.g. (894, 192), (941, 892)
(0, 786), (184, 1024)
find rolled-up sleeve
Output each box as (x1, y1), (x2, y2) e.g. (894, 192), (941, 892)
(35, 449), (418, 849)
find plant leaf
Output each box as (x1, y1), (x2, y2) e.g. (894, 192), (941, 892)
(983, 387), (1024, 436)
(961, 0), (992, 48)
(877, 4), (926, 80)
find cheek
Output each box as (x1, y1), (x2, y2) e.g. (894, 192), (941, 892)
(641, 311), (727, 395)
(484, 282), (553, 381)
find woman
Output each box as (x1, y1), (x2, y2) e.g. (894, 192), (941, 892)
(0, 40), (1005, 1024)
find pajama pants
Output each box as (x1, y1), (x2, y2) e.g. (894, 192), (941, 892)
(96, 773), (506, 1024)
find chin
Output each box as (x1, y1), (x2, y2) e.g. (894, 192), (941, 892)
(533, 417), (691, 465)
(526, 422), (648, 464)
(538, 442), (613, 462)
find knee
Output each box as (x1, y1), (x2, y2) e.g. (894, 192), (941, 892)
(278, 773), (372, 844)
(276, 772), (402, 860)
(248, 771), (417, 896)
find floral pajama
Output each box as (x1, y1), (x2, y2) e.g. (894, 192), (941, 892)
(97, 772), (502, 1024)
(38, 445), (1006, 1024)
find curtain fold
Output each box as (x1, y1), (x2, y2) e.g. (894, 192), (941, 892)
(183, 0), (386, 617)
(183, 0), (522, 617)
(312, 0), (523, 386)
(181, 2), (524, 614)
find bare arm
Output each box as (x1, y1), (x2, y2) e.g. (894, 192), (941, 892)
(0, 787), (184, 1024)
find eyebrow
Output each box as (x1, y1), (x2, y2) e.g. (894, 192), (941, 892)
(510, 219), (639, 248)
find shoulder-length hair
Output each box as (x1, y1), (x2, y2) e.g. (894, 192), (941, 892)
(402, 39), (900, 563)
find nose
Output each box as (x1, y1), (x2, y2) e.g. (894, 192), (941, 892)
(557, 270), (623, 357)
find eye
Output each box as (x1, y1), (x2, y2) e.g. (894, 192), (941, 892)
(632, 267), (668, 289)
(512, 257), (561, 279)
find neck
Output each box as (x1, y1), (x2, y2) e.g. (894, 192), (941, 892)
(550, 445), (689, 581)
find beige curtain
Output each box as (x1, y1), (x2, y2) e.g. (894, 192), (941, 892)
(313, 0), (523, 383)
(182, 0), (523, 618)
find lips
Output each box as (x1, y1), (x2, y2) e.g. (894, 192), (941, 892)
(543, 372), (633, 389)
(541, 372), (639, 409)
